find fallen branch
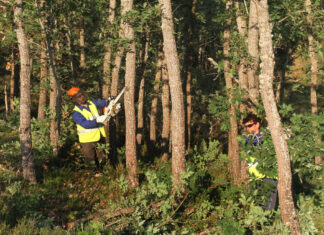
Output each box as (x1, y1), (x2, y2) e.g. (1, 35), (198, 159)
(157, 192), (189, 228)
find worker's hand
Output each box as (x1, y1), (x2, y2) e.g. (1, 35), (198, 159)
(96, 114), (108, 124)
(111, 103), (121, 117)
(106, 96), (115, 104)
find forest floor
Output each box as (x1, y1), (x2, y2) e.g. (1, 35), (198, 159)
(0, 122), (324, 234)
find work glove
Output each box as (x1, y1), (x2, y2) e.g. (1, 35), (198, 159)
(96, 114), (109, 124)
(111, 103), (121, 117)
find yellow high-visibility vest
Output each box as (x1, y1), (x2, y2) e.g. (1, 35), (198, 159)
(247, 156), (265, 179)
(246, 155), (278, 180)
(73, 101), (106, 143)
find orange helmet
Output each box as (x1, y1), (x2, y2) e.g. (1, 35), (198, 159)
(67, 87), (80, 99)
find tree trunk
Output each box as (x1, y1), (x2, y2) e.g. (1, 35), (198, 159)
(224, 0), (241, 185)
(121, 0), (138, 187)
(80, 17), (85, 69)
(14, 0), (36, 183)
(38, 0), (62, 134)
(257, 1), (301, 233)
(150, 49), (163, 151)
(4, 83), (8, 117)
(109, 28), (125, 162)
(161, 56), (170, 163)
(158, 0), (186, 189)
(235, 0), (248, 91)
(305, 0), (322, 165)
(136, 32), (149, 146)
(102, 0), (116, 99)
(37, 36), (47, 120)
(49, 66), (59, 156)
(184, 0), (197, 153)
(247, 0), (259, 104)
(9, 48), (18, 112)
(65, 30), (76, 85)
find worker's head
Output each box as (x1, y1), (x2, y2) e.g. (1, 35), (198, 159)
(243, 113), (261, 135)
(68, 87), (87, 105)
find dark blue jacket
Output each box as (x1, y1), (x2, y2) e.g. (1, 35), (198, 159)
(72, 99), (107, 129)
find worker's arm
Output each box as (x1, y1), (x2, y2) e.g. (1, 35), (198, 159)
(72, 111), (100, 129)
(91, 99), (109, 109)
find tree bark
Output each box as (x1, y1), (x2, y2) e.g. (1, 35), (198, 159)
(247, 0), (259, 104)
(80, 17), (85, 69)
(4, 83), (8, 116)
(38, 0), (62, 135)
(158, 0), (186, 189)
(184, 0), (197, 153)
(136, 32), (149, 146)
(14, 0), (36, 183)
(37, 36), (47, 120)
(109, 24), (125, 162)
(49, 64), (59, 156)
(121, 0), (138, 187)
(102, 0), (116, 99)
(224, 0), (241, 185)
(150, 49), (163, 150)
(235, 0), (248, 91)
(305, 0), (322, 165)
(9, 48), (18, 112)
(256, 1), (301, 233)
(65, 30), (76, 85)
(161, 56), (170, 163)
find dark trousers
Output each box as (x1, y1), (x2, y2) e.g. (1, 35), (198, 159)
(262, 177), (278, 211)
(80, 139), (105, 169)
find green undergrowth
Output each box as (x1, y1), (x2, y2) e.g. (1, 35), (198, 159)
(0, 110), (323, 234)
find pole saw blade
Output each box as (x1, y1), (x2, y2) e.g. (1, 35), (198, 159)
(104, 87), (126, 116)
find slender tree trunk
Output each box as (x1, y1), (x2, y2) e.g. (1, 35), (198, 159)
(80, 17), (85, 69)
(161, 57), (170, 163)
(14, 0), (36, 183)
(247, 0), (259, 104)
(136, 32), (149, 146)
(257, 1), (301, 233)
(9, 49), (17, 111)
(235, 0), (248, 91)
(184, 0), (197, 153)
(109, 30), (125, 161)
(38, 0), (62, 134)
(4, 83), (8, 117)
(121, 0), (138, 187)
(49, 66), (59, 156)
(102, 0), (117, 145)
(305, 0), (322, 165)
(150, 49), (163, 150)
(38, 36), (47, 120)
(224, 0), (241, 185)
(111, 46), (125, 97)
(102, 0), (116, 98)
(158, 0), (186, 189)
(65, 30), (76, 85)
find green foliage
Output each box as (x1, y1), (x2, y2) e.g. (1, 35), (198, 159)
(288, 113), (323, 169)
(208, 90), (230, 131)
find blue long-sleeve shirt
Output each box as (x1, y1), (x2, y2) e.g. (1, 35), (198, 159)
(72, 99), (107, 129)
(244, 132), (263, 146)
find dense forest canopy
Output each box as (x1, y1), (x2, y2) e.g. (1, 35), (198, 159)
(0, 0), (323, 234)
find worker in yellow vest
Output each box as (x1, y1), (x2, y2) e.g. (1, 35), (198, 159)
(243, 113), (278, 210)
(68, 87), (114, 170)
